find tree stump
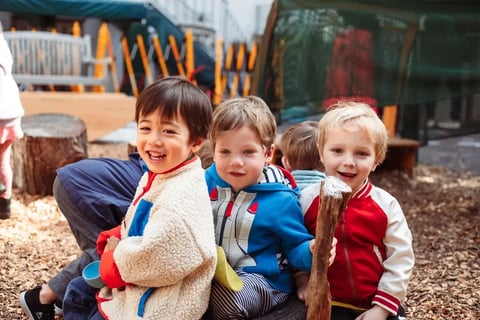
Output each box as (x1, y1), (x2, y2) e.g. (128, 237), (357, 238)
(12, 113), (88, 196)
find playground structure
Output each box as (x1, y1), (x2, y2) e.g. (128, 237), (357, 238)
(1, 0), (479, 169)
(0, 0), (230, 142)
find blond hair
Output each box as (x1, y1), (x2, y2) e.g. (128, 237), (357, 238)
(318, 101), (388, 164)
(279, 121), (323, 171)
(209, 96), (276, 149)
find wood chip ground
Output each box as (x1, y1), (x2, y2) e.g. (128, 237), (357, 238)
(0, 143), (478, 319)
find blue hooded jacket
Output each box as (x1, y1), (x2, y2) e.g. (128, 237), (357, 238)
(205, 163), (313, 293)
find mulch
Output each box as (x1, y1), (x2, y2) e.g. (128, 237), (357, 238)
(0, 143), (478, 319)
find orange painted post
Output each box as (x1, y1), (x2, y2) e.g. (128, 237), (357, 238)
(243, 74), (251, 97)
(243, 42), (258, 96)
(168, 35), (185, 76)
(136, 34), (153, 86)
(235, 43), (245, 72)
(121, 37), (139, 97)
(93, 23), (108, 92)
(382, 105), (398, 137)
(222, 44), (234, 97)
(213, 37), (223, 106)
(247, 42), (258, 72)
(185, 29), (195, 83)
(152, 34), (169, 76)
(225, 44), (234, 71)
(71, 21), (84, 92)
(229, 75), (239, 98)
(230, 43), (245, 98)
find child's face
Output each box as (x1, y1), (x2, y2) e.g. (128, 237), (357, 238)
(136, 110), (201, 173)
(320, 126), (378, 194)
(214, 125), (271, 192)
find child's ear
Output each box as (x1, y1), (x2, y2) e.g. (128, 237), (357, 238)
(191, 138), (205, 154)
(265, 144), (275, 163)
(281, 156), (291, 171)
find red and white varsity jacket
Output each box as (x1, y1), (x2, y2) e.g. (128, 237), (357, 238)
(300, 180), (414, 315)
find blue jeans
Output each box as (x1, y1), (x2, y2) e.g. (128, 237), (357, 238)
(63, 277), (105, 320)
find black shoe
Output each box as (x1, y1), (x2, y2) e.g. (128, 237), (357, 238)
(19, 286), (55, 320)
(0, 198), (10, 219)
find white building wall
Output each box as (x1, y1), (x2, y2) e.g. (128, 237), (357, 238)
(227, 0), (274, 41)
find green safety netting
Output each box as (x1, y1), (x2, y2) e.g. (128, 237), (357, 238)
(253, 0), (480, 124)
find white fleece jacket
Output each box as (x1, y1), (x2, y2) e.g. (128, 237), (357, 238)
(98, 157), (217, 320)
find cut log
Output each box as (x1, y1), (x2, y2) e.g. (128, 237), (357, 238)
(12, 113), (88, 196)
(306, 176), (352, 320)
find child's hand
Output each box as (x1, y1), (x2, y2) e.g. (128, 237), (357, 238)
(309, 239), (315, 254)
(355, 305), (389, 320)
(104, 236), (120, 252)
(309, 237), (336, 266)
(293, 271), (309, 302)
(328, 237), (337, 266)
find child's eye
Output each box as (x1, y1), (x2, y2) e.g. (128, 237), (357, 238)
(162, 129), (177, 134)
(244, 149), (256, 155)
(138, 126), (151, 132)
(219, 149), (230, 155)
(357, 151), (371, 157)
(331, 148), (343, 154)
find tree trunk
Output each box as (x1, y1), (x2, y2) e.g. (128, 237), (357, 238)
(13, 113), (88, 196)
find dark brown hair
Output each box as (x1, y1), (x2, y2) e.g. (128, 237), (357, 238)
(135, 76), (212, 143)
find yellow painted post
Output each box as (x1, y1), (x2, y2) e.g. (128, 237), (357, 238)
(71, 21), (84, 92)
(168, 35), (185, 76)
(121, 37), (139, 97)
(136, 34), (153, 86)
(152, 34), (169, 76)
(213, 37), (223, 106)
(93, 23), (108, 92)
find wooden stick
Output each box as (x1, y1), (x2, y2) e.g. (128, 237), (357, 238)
(306, 176), (352, 320)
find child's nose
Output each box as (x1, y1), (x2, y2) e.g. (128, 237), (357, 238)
(150, 132), (164, 145)
(231, 154), (244, 166)
(342, 153), (355, 167)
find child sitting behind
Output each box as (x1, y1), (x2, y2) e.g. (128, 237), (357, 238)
(300, 101), (414, 319)
(278, 120), (328, 302)
(62, 76), (217, 320)
(205, 96), (316, 319)
(278, 120), (325, 190)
